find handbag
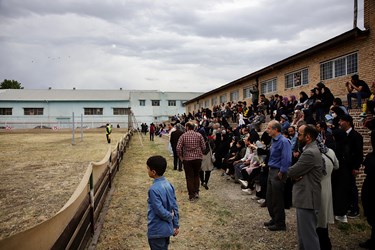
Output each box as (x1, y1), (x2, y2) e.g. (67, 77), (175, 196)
(208, 143), (216, 163)
(211, 153), (216, 163)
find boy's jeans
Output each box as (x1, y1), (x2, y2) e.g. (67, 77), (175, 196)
(148, 237), (170, 250)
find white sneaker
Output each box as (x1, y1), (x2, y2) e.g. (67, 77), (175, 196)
(242, 188), (253, 195)
(335, 215), (348, 223)
(238, 179), (248, 187)
(251, 195), (260, 200)
(257, 199), (266, 204)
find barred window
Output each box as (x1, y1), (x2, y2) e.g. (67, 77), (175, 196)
(151, 100), (160, 106)
(139, 100), (146, 106)
(230, 90), (239, 102)
(204, 100), (210, 107)
(113, 108), (130, 115)
(24, 108), (43, 115)
(168, 100), (176, 106)
(212, 97), (218, 106)
(219, 94), (227, 104)
(84, 108), (103, 115)
(0, 108), (12, 115)
(285, 69), (309, 89)
(243, 87), (252, 99)
(261, 79), (277, 94)
(320, 53), (358, 80)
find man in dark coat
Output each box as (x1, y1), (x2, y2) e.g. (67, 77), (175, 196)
(170, 124), (184, 171)
(360, 130), (375, 249)
(337, 115), (363, 218)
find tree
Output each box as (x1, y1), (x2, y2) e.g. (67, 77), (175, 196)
(0, 79), (24, 89)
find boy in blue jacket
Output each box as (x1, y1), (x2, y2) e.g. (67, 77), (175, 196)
(147, 156), (179, 250)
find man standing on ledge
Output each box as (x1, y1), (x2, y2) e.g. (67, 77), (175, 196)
(264, 120), (292, 231)
(177, 122), (206, 201)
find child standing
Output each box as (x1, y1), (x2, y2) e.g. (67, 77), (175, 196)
(147, 156), (179, 250)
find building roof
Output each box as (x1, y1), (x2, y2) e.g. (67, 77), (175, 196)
(0, 89), (204, 102)
(185, 27), (369, 104)
(0, 89), (131, 101)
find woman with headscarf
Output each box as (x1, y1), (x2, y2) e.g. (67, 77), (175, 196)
(316, 135), (339, 250)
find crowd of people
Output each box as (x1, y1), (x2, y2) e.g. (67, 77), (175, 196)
(141, 75), (375, 250)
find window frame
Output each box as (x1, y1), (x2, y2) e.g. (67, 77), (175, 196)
(24, 108), (44, 115)
(0, 108), (12, 115)
(285, 68), (309, 89)
(230, 90), (239, 102)
(113, 108), (130, 115)
(151, 100), (160, 106)
(168, 100), (176, 106)
(139, 100), (146, 106)
(320, 52), (358, 81)
(84, 108), (103, 115)
(260, 78), (277, 94)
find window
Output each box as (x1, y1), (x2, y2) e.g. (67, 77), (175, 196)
(260, 79), (277, 94)
(152, 100), (160, 106)
(243, 87), (252, 99)
(219, 94), (227, 104)
(139, 100), (146, 106)
(230, 90), (239, 102)
(0, 108), (12, 115)
(84, 108), (103, 115)
(212, 97), (218, 106)
(113, 108), (130, 115)
(285, 68), (309, 89)
(320, 53), (358, 80)
(205, 100), (210, 107)
(24, 108), (43, 115)
(168, 100), (176, 106)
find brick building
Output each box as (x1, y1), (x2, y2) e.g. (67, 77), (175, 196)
(185, 0), (375, 113)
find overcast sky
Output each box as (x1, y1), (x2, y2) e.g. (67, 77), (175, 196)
(0, 0), (364, 92)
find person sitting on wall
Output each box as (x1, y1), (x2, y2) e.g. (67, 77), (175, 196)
(346, 74), (371, 109)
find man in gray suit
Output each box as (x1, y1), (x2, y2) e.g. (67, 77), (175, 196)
(288, 124), (323, 250)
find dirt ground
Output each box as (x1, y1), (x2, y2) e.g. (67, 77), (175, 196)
(0, 128), (128, 240)
(0, 130), (371, 249)
(96, 135), (371, 250)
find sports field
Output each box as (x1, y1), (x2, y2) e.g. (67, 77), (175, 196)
(0, 128), (127, 239)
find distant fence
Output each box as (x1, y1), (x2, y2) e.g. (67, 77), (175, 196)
(0, 131), (133, 250)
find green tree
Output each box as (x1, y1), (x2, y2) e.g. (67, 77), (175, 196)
(0, 79), (24, 89)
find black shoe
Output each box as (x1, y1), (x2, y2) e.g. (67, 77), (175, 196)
(203, 183), (209, 190)
(347, 211), (360, 218)
(264, 220), (275, 227)
(178, 168), (183, 172)
(268, 225), (286, 231)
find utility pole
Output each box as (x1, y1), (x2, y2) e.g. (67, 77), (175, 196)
(354, 0), (358, 28)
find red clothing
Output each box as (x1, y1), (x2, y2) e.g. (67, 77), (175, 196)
(149, 124), (155, 133)
(176, 130), (206, 161)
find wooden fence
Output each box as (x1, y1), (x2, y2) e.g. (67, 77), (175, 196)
(0, 131), (133, 250)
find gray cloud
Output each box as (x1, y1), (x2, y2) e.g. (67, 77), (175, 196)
(0, 0), (364, 92)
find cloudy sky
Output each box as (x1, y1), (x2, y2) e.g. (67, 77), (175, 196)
(0, 0), (364, 92)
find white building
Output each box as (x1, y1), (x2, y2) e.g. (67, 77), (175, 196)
(0, 89), (202, 129)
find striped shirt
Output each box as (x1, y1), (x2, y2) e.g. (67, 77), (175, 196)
(176, 130), (206, 161)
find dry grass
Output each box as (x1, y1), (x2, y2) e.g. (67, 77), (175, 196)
(96, 135), (371, 250)
(0, 130), (371, 249)
(0, 128), (128, 239)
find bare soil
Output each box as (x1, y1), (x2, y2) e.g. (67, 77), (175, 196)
(0, 128), (128, 240)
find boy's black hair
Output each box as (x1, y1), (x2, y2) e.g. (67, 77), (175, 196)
(147, 155), (167, 176)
